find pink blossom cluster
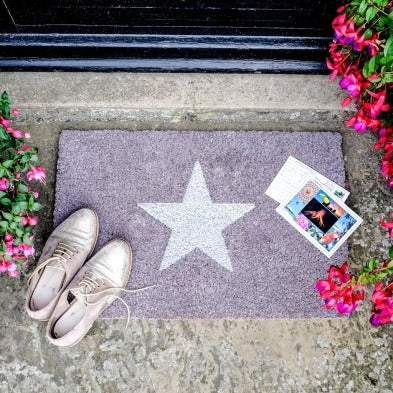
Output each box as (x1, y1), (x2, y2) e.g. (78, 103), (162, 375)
(0, 232), (35, 277)
(326, 4), (393, 188)
(0, 101), (45, 278)
(370, 281), (393, 326)
(316, 262), (365, 314)
(316, 214), (393, 327)
(0, 112), (30, 140)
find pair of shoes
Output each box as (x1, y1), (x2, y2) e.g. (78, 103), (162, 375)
(25, 208), (139, 347)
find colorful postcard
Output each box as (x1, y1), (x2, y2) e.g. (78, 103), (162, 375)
(276, 179), (363, 258)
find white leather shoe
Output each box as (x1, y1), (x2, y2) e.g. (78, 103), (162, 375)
(25, 208), (99, 320)
(46, 239), (133, 347)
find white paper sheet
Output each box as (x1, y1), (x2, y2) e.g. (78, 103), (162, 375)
(265, 156), (349, 204)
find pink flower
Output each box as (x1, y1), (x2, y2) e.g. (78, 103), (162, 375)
(316, 262), (365, 314)
(1, 119), (10, 128)
(32, 191), (39, 198)
(18, 243), (35, 258)
(0, 262), (7, 273)
(24, 132), (31, 139)
(381, 213), (393, 237)
(11, 109), (19, 116)
(18, 145), (31, 153)
(26, 166), (46, 183)
(28, 216), (38, 226)
(11, 129), (22, 139)
(370, 282), (393, 326)
(7, 262), (17, 272)
(21, 217), (29, 226)
(0, 177), (9, 191)
(8, 270), (19, 278)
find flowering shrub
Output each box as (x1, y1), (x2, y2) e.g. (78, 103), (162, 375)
(316, 213), (393, 326)
(327, 0), (393, 187)
(0, 91), (45, 278)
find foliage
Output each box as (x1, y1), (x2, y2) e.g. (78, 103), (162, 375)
(316, 213), (393, 326)
(327, 0), (393, 187)
(0, 91), (45, 277)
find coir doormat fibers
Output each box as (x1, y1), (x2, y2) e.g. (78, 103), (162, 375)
(54, 131), (348, 319)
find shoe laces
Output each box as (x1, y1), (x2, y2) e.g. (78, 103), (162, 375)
(28, 242), (77, 285)
(72, 270), (155, 328)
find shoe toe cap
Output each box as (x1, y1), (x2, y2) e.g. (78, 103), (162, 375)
(89, 239), (132, 287)
(53, 208), (98, 249)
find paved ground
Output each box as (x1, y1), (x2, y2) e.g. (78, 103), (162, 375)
(0, 73), (393, 393)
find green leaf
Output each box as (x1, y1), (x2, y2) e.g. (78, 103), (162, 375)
(0, 221), (8, 229)
(365, 28), (373, 40)
(368, 258), (378, 271)
(0, 198), (11, 206)
(15, 193), (26, 202)
(15, 228), (24, 238)
(20, 154), (30, 164)
(389, 10), (393, 20)
(13, 216), (23, 223)
(17, 183), (28, 193)
(354, 15), (366, 26)
(0, 128), (8, 140)
(363, 62), (371, 78)
(385, 36), (393, 57)
(368, 55), (378, 74)
(11, 204), (20, 215)
(0, 192), (6, 199)
(2, 212), (12, 221)
(359, 0), (368, 15)
(23, 235), (33, 245)
(388, 246), (393, 259)
(2, 160), (13, 168)
(17, 201), (28, 210)
(365, 6), (377, 22)
(383, 74), (393, 83)
(9, 222), (17, 230)
(31, 202), (42, 212)
(30, 154), (39, 164)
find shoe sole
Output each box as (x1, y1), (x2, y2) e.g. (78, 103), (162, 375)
(27, 208), (100, 322)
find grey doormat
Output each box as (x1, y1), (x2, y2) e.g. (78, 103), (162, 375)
(54, 130), (347, 319)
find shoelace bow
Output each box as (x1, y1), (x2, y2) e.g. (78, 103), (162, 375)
(27, 242), (77, 285)
(71, 270), (155, 328)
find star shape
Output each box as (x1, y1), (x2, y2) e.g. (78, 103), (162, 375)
(138, 161), (255, 271)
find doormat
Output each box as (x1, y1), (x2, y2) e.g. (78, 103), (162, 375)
(54, 130), (348, 319)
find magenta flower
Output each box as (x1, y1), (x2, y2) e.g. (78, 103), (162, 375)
(370, 282), (393, 326)
(11, 129), (22, 139)
(28, 216), (38, 226)
(381, 213), (393, 238)
(26, 166), (46, 183)
(18, 243), (35, 258)
(316, 262), (365, 314)
(0, 177), (9, 191)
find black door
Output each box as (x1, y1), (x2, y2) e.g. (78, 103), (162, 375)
(0, 0), (341, 72)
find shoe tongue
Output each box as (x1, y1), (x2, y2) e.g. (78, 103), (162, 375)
(67, 285), (88, 305)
